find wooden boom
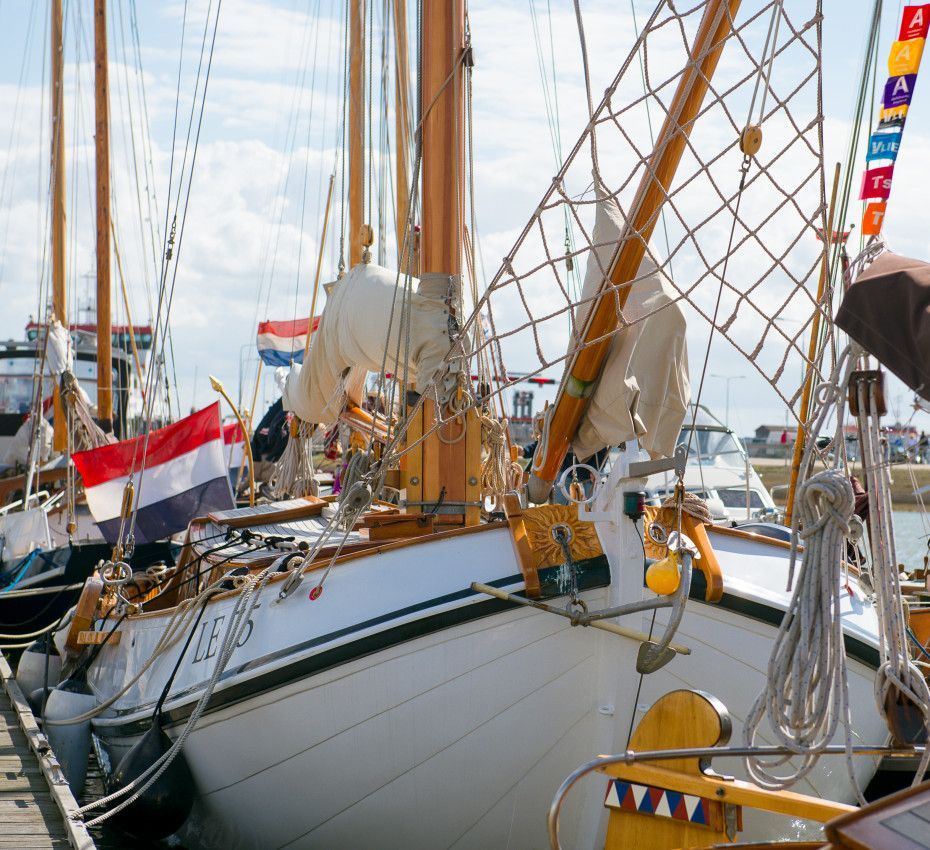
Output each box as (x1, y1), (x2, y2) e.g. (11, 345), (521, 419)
(528, 0), (742, 502)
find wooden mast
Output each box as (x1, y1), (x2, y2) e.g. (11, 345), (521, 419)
(94, 0), (113, 431)
(348, 0), (366, 267)
(51, 0), (67, 451)
(407, 0), (480, 525)
(392, 0), (412, 270)
(527, 0), (742, 502)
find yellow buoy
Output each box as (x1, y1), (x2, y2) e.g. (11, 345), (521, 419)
(646, 550), (681, 596)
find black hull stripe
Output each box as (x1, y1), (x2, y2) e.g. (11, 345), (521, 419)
(96, 559), (878, 743)
(98, 595), (530, 739)
(97, 557), (612, 739)
(689, 570), (880, 670)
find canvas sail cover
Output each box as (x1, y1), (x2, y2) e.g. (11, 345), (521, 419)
(571, 184), (690, 460)
(283, 263), (449, 425)
(836, 251), (930, 401)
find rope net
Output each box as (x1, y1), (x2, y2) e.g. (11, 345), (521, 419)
(372, 1), (828, 483)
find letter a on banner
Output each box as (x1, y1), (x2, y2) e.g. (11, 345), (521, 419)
(900, 5), (930, 41)
(889, 38), (925, 76)
(884, 74), (918, 108)
(860, 165), (895, 200)
(862, 202), (887, 236)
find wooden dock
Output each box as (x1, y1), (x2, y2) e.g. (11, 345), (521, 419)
(0, 653), (96, 850)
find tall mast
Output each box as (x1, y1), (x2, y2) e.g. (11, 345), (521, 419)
(94, 0), (113, 430)
(528, 0), (742, 503)
(348, 0), (366, 267)
(420, 0), (462, 279)
(392, 0), (412, 269)
(409, 0), (480, 525)
(51, 0), (67, 452)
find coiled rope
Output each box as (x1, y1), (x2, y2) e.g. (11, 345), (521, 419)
(480, 411), (521, 512)
(269, 417), (317, 499)
(744, 470), (857, 791)
(857, 376), (930, 784)
(744, 346), (862, 796)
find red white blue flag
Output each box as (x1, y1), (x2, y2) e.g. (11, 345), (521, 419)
(256, 317), (320, 367)
(223, 421), (247, 471)
(72, 403), (234, 544)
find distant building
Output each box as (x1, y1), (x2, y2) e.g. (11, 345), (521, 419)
(510, 390), (535, 446)
(755, 424), (797, 445)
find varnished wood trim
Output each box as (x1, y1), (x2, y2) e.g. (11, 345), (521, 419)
(65, 577), (103, 652)
(502, 492), (540, 598)
(128, 521), (509, 619)
(708, 523), (802, 553)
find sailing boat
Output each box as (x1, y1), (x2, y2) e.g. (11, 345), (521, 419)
(56, 1), (892, 847)
(0, 0), (169, 644)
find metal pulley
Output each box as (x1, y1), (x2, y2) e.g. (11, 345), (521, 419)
(739, 124), (763, 156)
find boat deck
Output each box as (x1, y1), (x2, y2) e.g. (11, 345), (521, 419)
(0, 654), (95, 849)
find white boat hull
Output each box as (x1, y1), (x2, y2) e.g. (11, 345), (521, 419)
(87, 511), (886, 849)
(90, 525), (633, 848)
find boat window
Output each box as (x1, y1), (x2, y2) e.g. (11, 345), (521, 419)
(716, 488), (765, 509)
(0, 358), (109, 414)
(679, 428), (745, 466)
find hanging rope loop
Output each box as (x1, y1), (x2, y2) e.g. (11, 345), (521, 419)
(743, 468), (857, 792)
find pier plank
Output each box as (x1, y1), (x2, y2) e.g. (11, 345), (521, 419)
(0, 654), (96, 850)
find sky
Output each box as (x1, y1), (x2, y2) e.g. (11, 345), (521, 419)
(0, 0), (928, 442)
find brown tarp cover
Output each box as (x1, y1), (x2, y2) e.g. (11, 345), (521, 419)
(836, 251), (930, 401)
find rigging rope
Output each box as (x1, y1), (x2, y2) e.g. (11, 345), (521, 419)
(857, 374), (930, 784)
(744, 346), (862, 796)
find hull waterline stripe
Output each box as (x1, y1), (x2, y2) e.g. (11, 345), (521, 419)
(95, 558), (612, 737)
(689, 571), (880, 670)
(95, 559), (879, 742)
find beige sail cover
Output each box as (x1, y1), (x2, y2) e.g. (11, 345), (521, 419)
(283, 262), (449, 425)
(571, 185), (690, 460)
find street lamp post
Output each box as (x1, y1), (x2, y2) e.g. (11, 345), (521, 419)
(710, 374), (746, 425)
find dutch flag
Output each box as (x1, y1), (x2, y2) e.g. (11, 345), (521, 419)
(256, 316), (320, 367)
(72, 403), (234, 544)
(223, 421), (247, 472)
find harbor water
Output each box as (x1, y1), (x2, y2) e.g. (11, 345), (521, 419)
(893, 509), (930, 573)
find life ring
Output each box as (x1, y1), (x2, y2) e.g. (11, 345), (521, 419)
(64, 577), (104, 653)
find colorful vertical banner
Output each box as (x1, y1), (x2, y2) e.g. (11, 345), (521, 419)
(860, 6), (926, 236)
(900, 4), (930, 40)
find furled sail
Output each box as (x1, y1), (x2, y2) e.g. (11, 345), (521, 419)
(571, 182), (689, 461)
(283, 262), (450, 426)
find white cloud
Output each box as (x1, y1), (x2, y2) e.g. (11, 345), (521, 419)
(0, 0), (928, 435)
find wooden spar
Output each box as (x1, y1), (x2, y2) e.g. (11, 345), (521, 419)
(51, 0), (67, 452)
(420, 0), (463, 280)
(349, 0), (366, 267)
(392, 0), (412, 270)
(304, 173), (335, 359)
(527, 0), (742, 502)
(411, 0), (481, 525)
(94, 0), (113, 428)
(784, 163), (841, 526)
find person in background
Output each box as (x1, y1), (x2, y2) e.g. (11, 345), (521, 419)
(917, 431), (930, 463)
